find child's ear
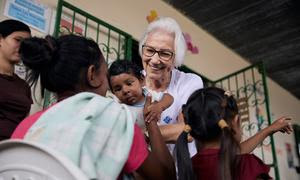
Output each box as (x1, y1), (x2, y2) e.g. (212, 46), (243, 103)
(87, 65), (101, 88)
(139, 75), (145, 86)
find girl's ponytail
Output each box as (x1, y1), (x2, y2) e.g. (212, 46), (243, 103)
(219, 125), (240, 180)
(20, 35), (58, 90)
(176, 124), (195, 180)
(219, 92), (241, 180)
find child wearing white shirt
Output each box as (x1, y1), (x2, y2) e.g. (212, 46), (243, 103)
(108, 60), (173, 131)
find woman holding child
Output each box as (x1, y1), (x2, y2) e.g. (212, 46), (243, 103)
(139, 17), (293, 160)
(139, 17), (203, 156)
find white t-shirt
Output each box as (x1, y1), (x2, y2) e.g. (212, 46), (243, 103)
(154, 69), (203, 156)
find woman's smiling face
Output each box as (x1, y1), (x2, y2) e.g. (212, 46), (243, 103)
(141, 30), (175, 81)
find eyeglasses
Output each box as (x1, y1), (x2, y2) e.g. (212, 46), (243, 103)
(142, 45), (174, 61)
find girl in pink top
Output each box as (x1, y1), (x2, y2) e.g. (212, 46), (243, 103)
(12, 107), (149, 175)
(12, 34), (175, 179)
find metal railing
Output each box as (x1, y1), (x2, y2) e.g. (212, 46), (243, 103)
(54, 0), (132, 62)
(43, 0), (133, 108)
(212, 62), (279, 179)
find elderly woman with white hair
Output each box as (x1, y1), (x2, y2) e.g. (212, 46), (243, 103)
(139, 17), (293, 160)
(139, 17), (203, 156)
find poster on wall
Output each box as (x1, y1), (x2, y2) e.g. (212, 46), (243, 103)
(4, 0), (52, 33)
(14, 63), (26, 79)
(285, 143), (294, 168)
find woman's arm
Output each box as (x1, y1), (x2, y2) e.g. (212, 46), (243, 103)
(159, 112), (193, 143)
(159, 123), (184, 143)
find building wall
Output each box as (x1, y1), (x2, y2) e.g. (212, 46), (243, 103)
(1, 0), (299, 179)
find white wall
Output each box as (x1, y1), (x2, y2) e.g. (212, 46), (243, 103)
(1, 0), (299, 179)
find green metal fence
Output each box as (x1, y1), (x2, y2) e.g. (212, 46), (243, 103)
(212, 62), (280, 179)
(43, 0), (133, 107)
(54, 0), (132, 62)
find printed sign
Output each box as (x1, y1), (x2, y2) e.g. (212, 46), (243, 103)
(4, 0), (52, 33)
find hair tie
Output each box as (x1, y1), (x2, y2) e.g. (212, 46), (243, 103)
(218, 119), (229, 129)
(224, 90), (232, 97)
(184, 124), (191, 133)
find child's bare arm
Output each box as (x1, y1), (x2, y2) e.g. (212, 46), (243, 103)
(157, 93), (174, 111)
(144, 93), (174, 123)
(240, 116), (292, 154)
(136, 120), (176, 180)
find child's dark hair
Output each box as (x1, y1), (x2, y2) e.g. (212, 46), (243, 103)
(19, 34), (104, 95)
(176, 87), (240, 180)
(0, 19), (31, 37)
(108, 60), (143, 90)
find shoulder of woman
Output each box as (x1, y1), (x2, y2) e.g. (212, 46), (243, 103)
(11, 74), (31, 90)
(174, 69), (203, 88)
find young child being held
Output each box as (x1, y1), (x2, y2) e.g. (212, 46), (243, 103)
(108, 60), (173, 130)
(176, 87), (292, 180)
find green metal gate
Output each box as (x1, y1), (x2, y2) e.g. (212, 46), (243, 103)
(43, 0), (133, 107)
(212, 62), (280, 179)
(54, 0), (132, 61)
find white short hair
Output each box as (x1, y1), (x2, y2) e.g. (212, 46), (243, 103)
(139, 17), (186, 67)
